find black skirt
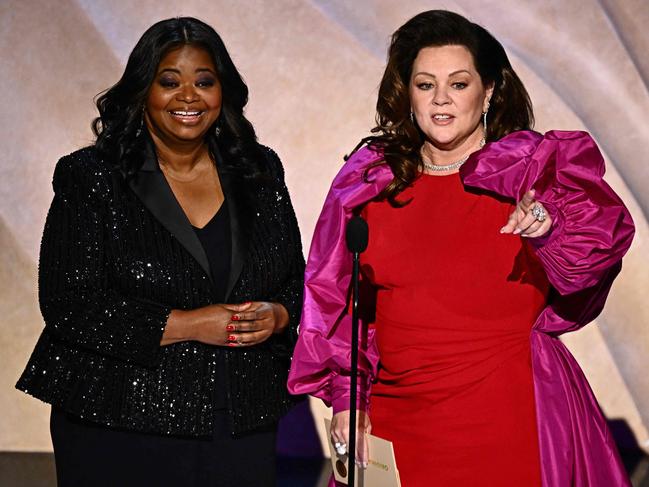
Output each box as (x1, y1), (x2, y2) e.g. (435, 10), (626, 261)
(50, 407), (277, 487)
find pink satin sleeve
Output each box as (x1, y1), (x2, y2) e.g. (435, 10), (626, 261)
(461, 130), (634, 297)
(287, 147), (392, 413)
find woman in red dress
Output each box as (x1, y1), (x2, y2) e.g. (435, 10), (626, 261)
(288, 10), (632, 487)
(331, 11), (547, 486)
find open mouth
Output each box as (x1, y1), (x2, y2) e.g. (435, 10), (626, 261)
(168, 110), (204, 123)
(432, 114), (454, 124)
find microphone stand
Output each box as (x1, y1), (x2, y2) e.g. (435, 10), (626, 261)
(345, 215), (367, 487)
(348, 247), (360, 487)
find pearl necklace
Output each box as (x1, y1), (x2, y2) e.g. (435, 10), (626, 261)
(422, 138), (486, 173)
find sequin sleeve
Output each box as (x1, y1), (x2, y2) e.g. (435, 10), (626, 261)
(38, 154), (172, 368)
(263, 148), (305, 358)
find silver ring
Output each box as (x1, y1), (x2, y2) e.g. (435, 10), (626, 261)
(531, 204), (547, 223)
(335, 443), (347, 456)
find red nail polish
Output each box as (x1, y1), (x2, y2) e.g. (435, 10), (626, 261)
(228, 335), (236, 341)
(231, 315), (240, 321)
(226, 324), (235, 331)
(228, 343), (237, 347)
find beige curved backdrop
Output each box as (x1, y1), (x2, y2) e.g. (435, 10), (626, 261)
(1, 0), (647, 453)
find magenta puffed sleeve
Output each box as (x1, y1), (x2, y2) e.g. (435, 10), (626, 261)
(287, 147), (392, 413)
(461, 130), (634, 296)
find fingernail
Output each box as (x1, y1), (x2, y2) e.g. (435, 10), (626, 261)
(244, 301), (252, 305)
(499, 227), (506, 233)
(231, 315), (240, 321)
(226, 324), (235, 331)
(363, 462), (368, 469)
(228, 343), (237, 347)
(228, 335), (236, 341)
(513, 229), (521, 235)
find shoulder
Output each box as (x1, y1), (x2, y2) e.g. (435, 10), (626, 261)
(258, 144), (286, 182)
(505, 129), (602, 166)
(484, 130), (600, 165)
(52, 146), (114, 195)
(494, 129), (595, 151)
(484, 130), (544, 159)
(543, 129), (592, 142)
(330, 144), (389, 190)
(345, 144), (384, 167)
(54, 146), (110, 177)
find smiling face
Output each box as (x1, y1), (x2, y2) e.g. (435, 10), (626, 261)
(144, 44), (222, 148)
(409, 45), (493, 153)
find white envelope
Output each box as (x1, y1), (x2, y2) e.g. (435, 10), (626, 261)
(324, 418), (401, 487)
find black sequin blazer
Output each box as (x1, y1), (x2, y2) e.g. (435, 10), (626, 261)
(16, 139), (305, 437)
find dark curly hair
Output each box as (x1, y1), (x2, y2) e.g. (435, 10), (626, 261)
(355, 10), (534, 206)
(92, 17), (265, 178)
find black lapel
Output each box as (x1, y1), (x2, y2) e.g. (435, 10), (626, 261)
(127, 137), (212, 282)
(214, 147), (252, 303)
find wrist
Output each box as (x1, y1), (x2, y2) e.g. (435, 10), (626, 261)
(272, 303), (289, 334)
(183, 309), (201, 341)
(162, 309), (200, 345)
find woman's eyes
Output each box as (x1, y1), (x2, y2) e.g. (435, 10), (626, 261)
(157, 78), (217, 88)
(417, 81), (469, 91)
(416, 81), (468, 90)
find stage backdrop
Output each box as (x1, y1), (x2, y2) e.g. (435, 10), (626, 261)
(1, 0), (648, 454)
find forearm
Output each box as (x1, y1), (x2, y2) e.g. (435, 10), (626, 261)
(160, 309), (198, 345)
(41, 290), (171, 367)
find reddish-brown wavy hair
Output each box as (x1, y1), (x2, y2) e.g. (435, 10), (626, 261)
(351, 10), (534, 206)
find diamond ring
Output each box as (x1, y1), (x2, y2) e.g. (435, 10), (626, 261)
(335, 442), (347, 456)
(531, 204), (547, 223)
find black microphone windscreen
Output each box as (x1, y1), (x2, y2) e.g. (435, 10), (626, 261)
(346, 215), (369, 253)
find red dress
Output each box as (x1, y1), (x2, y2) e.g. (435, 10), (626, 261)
(361, 172), (548, 486)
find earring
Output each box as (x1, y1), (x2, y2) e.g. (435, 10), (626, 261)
(409, 111), (415, 123)
(481, 100), (490, 146)
(135, 108), (144, 137)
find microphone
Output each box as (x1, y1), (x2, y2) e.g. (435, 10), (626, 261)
(346, 215), (369, 254)
(345, 215), (368, 487)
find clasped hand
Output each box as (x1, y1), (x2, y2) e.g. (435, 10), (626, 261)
(500, 189), (553, 238)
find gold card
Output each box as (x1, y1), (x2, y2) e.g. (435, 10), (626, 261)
(324, 418), (401, 487)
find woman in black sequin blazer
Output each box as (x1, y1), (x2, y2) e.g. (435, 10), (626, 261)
(17, 17), (304, 487)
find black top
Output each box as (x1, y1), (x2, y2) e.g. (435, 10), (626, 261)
(192, 200), (231, 303)
(192, 200), (231, 410)
(17, 142), (305, 437)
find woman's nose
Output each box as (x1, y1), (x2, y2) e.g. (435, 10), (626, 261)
(177, 84), (198, 102)
(432, 87), (451, 106)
